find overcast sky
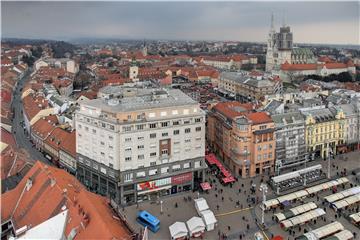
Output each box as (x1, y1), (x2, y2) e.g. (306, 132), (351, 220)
(2, 1), (359, 44)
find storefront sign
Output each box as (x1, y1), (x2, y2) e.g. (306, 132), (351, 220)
(137, 177), (171, 191)
(171, 172), (192, 185)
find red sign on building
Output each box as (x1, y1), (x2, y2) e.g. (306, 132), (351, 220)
(171, 172), (193, 185)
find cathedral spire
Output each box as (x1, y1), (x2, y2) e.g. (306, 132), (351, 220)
(270, 13), (275, 32)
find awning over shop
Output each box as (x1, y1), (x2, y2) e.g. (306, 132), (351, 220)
(200, 182), (212, 191)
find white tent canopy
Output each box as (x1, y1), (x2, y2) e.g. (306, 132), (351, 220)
(274, 202), (317, 222)
(280, 208), (325, 229)
(332, 193), (360, 210)
(349, 212), (360, 223)
(186, 216), (205, 235)
(169, 222), (188, 240)
(324, 186), (360, 203)
(194, 198), (209, 215)
(311, 221), (344, 239)
(328, 230), (354, 240)
(200, 210), (217, 231)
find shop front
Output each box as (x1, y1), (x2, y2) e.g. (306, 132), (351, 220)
(136, 172), (193, 202)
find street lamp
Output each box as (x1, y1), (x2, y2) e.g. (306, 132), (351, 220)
(303, 154), (309, 186)
(160, 200), (163, 214)
(259, 183), (268, 226)
(327, 145), (333, 179)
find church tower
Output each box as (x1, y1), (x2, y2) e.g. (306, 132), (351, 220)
(266, 14), (293, 72)
(142, 39), (148, 57)
(266, 13), (277, 72)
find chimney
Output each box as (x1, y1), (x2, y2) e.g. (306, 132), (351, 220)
(26, 178), (33, 191)
(50, 178), (56, 187)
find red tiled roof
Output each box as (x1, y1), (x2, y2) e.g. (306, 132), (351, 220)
(22, 94), (50, 121)
(214, 102), (255, 119)
(31, 116), (58, 139)
(246, 112), (273, 124)
(324, 62), (347, 69)
(1, 127), (16, 147)
(281, 62), (318, 71)
(1, 161), (133, 239)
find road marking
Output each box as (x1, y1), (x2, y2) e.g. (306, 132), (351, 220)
(215, 207), (253, 217)
(262, 230), (269, 240)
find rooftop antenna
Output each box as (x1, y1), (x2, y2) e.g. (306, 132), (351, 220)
(270, 12), (275, 31)
(282, 11), (286, 27)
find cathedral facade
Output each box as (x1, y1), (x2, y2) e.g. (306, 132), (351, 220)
(266, 14), (316, 72)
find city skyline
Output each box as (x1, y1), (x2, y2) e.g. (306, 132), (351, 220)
(2, 1), (359, 45)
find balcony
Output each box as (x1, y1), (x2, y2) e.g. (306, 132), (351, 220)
(231, 148), (250, 156)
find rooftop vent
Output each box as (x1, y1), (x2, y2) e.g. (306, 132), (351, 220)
(26, 178), (33, 191)
(107, 98), (119, 106)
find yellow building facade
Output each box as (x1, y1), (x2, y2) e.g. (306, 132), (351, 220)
(304, 108), (345, 159)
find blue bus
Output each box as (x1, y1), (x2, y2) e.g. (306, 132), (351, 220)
(136, 210), (160, 233)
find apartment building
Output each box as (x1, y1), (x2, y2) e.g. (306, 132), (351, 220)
(207, 102), (275, 178)
(75, 88), (206, 205)
(271, 112), (307, 173)
(301, 106), (346, 159)
(219, 72), (282, 102)
(331, 102), (360, 151)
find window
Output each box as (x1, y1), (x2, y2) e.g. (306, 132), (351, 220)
(109, 136), (113, 140)
(195, 118), (201, 123)
(184, 120), (190, 124)
(125, 137), (131, 142)
(174, 149), (180, 154)
(196, 137), (201, 141)
(150, 152), (157, 157)
(173, 165), (181, 171)
(269, 153), (273, 158)
(149, 123), (157, 129)
(161, 122), (168, 127)
(138, 136), (144, 141)
(124, 173), (133, 182)
(138, 145), (144, 150)
(184, 109), (189, 115)
(260, 125), (267, 130)
(100, 152), (105, 156)
(136, 124), (145, 130)
(138, 154), (144, 160)
(136, 172), (146, 178)
(109, 145), (113, 149)
(173, 130), (180, 135)
(109, 125), (115, 130)
(185, 128), (191, 133)
(101, 123), (106, 128)
(257, 146), (261, 151)
(174, 141), (180, 145)
(150, 162), (156, 166)
(125, 147), (131, 152)
(149, 112), (155, 118)
(185, 139), (191, 143)
(78, 124), (82, 129)
(269, 144), (273, 149)
(125, 157), (132, 161)
(127, 115), (132, 120)
(257, 155), (261, 161)
(172, 110), (178, 115)
(100, 141), (105, 145)
(123, 126), (132, 132)
(149, 169), (157, 176)
(150, 133), (156, 138)
(196, 127), (201, 132)
(92, 129), (96, 134)
(161, 167), (169, 174)
(109, 163), (113, 168)
(160, 111), (167, 117)
(263, 153), (267, 159)
(162, 132), (168, 137)
(85, 127), (89, 131)
(161, 149), (168, 155)
(183, 163), (190, 169)
(173, 120), (180, 126)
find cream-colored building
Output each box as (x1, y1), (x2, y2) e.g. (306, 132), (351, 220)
(75, 87), (206, 205)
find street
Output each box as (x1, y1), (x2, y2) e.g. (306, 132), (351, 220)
(11, 67), (52, 166)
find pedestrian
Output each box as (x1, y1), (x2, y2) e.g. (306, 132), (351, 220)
(228, 226), (231, 231)
(175, 202), (178, 208)
(217, 205), (219, 210)
(246, 224), (249, 230)
(222, 196), (224, 201)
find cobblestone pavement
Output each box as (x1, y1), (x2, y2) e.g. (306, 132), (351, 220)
(120, 151), (360, 240)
